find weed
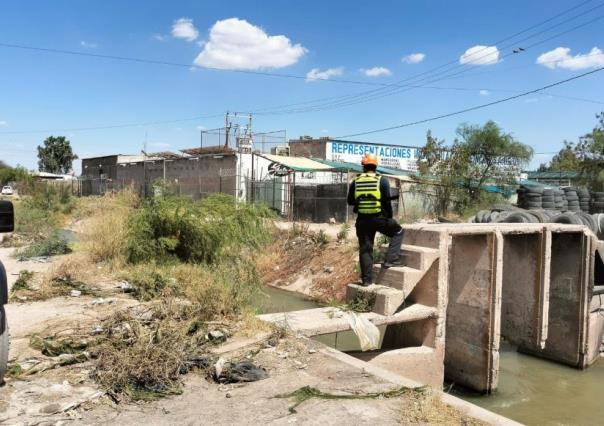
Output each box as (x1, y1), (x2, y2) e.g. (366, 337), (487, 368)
(16, 232), (71, 259)
(345, 294), (375, 313)
(12, 270), (33, 291)
(92, 300), (213, 400)
(276, 385), (425, 414)
(125, 194), (272, 265)
(312, 230), (329, 246)
(336, 223), (350, 241)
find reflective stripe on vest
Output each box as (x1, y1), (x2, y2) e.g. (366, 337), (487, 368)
(354, 173), (381, 214)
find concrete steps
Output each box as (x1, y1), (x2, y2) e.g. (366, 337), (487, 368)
(381, 243), (440, 271)
(373, 265), (424, 294)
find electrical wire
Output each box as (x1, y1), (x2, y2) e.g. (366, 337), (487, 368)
(335, 65), (604, 139)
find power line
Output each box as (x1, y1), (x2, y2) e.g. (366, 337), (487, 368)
(253, 2), (604, 115)
(0, 113), (223, 135)
(335, 66), (604, 139)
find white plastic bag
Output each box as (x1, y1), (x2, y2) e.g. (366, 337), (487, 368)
(345, 311), (380, 351)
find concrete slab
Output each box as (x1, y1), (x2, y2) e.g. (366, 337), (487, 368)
(258, 304), (437, 337)
(373, 265), (424, 293)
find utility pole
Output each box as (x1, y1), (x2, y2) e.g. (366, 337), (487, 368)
(225, 111), (230, 147)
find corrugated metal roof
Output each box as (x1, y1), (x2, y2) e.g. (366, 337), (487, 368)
(314, 159), (413, 176)
(526, 170), (579, 179)
(259, 154), (333, 171)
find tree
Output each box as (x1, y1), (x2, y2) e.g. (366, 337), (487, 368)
(455, 121), (533, 201)
(417, 121), (533, 216)
(417, 132), (471, 216)
(37, 136), (78, 174)
(574, 112), (604, 190)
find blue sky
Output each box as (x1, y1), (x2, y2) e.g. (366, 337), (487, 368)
(1, 0), (603, 172)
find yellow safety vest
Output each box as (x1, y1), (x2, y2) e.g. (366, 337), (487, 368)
(354, 173), (382, 214)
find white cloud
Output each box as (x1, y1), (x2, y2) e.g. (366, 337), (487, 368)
(459, 45), (499, 65)
(153, 34), (166, 41)
(194, 18), (306, 70)
(402, 53), (425, 64)
(361, 66), (392, 77)
(0, 120), (7, 127)
(479, 89), (490, 96)
(306, 67), (343, 81)
(172, 17), (199, 42)
(196, 125), (206, 131)
(536, 46), (604, 70)
(80, 41), (97, 48)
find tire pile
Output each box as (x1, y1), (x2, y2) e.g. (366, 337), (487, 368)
(470, 204), (604, 240)
(517, 184), (604, 213)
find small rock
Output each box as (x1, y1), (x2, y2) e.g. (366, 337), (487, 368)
(39, 403), (61, 414)
(277, 351), (289, 359)
(225, 392), (232, 398)
(207, 330), (226, 342)
(70, 290), (82, 297)
(329, 217), (336, 224)
(324, 266), (334, 273)
(308, 349), (317, 354)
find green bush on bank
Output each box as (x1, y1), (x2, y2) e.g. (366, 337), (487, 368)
(125, 193), (273, 265)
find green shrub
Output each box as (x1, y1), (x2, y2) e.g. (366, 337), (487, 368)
(17, 232), (71, 258)
(125, 194), (272, 265)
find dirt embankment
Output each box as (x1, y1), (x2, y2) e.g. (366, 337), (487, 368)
(258, 225), (358, 302)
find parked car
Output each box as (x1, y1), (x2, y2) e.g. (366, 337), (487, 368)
(0, 200), (14, 383)
(1, 186), (13, 196)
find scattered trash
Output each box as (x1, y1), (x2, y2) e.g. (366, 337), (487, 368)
(70, 289), (82, 297)
(91, 326), (104, 335)
(91, 298), (115, 306)
(224, 361), (268, 383)
(214, 357), (226, 380)
(324, 266), (334, 273)
(308, 349), (317, 354)
(344, 311), (380, 351)
(225, 392), (232, 398)
(116, 281), (134, 293)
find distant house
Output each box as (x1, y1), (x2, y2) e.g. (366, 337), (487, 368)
(33, 171), (77, 181)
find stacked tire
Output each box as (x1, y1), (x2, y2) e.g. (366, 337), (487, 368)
(554, 189), (566, 211)
(563, 187), (580, 212)
(517, 183), (543, 210)
(541, 188), (555, 210)
(591, 191), (604, 213)
(577, 188), (590, 212)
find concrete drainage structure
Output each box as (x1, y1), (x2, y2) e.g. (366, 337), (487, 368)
(260, 222), (604, 395)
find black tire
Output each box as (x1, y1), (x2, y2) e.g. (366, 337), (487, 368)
(526, 202), (542, 208)
(551, 213), (583, 225)
(576, 212), (598, 233)
(542, 203), (555, 209)
(476, 210), (490, 223)
(496, 211), (532, 223)
(0, 306), (8, 384)
(526, 210), (549, 223)
(491, 204), (517, 212)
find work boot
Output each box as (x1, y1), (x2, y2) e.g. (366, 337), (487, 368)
(382, 259), (403, 269)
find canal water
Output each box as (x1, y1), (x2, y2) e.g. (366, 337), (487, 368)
(454, 342), (604, 425)
(256, 286), (604, 425)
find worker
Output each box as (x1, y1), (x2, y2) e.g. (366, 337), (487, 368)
(347, 153), (404, 286)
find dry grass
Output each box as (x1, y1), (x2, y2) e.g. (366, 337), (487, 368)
(76, 189), (139, 264)
(92, 299), (216, 399)
(402, 391), (484, 425)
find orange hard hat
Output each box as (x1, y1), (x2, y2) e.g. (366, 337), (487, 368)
(361, 153), (378, 166)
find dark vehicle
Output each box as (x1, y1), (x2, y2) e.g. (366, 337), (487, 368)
(0, 200), (14, 383)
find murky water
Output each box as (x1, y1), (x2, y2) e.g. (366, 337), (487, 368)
(253, 286), (321, 314)
(257, 286), (604, 425)
(455, 343), (604, 426)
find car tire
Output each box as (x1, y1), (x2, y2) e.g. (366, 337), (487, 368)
(0, 306), (8, 384)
